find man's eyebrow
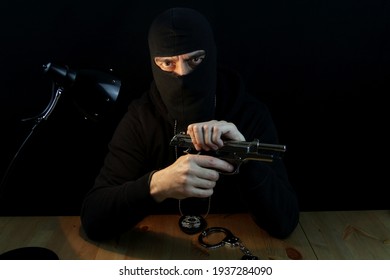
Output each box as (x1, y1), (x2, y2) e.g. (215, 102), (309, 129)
(154, 56), (177, 62)
(185, 51), (206, 58)
(155, 51), (205, 61)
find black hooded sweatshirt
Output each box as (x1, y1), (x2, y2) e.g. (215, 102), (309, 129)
(81, 8), (299, 241)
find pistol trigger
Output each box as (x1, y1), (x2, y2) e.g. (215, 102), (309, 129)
(232, 163), (241, 174)
(218, 160), (240, 176)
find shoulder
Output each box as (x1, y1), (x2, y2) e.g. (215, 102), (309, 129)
(119, 86), (169, 135)
(216, 66), (276, 141)
(127, 91), (152, 111)
(217, 65), (242, 88)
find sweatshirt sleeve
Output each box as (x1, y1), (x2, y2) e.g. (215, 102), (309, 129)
(231, 94), (300, 239)
(80, 105), (159, 241)
(80, 171), (157, 241)
(237, 160), (299, 239)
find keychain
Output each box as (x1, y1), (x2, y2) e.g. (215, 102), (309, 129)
(198, 227), (259, 260)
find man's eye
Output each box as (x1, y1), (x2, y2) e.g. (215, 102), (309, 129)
(189, 56), (205, 68)
(158, 60), (175, 71)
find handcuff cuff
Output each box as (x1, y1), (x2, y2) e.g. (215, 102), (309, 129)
(198, 226), (259, 260)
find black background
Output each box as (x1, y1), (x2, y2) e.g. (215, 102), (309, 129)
(0, 0), (389, 215)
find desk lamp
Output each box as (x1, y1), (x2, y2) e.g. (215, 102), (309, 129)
(0, 62), (121, 192)
(0, 63), (121, 259)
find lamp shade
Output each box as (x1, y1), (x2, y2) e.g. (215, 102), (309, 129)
(43, 62), (121, 122)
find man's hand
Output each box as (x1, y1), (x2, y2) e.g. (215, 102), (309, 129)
(186, 120), (245, 151)
(149, 153), (234, 203)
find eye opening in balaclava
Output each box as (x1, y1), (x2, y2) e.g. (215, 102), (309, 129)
(148, 7), (217, 132)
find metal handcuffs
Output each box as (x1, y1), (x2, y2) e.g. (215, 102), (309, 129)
(198, 227), (259, 259)
(198, 226), (239, 249)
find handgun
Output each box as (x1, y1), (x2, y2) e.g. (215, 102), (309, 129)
(169, 133), (286, 175)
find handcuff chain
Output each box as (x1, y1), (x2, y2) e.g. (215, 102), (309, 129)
(226, 237), (255, 257)
(238, 242), (256, 257)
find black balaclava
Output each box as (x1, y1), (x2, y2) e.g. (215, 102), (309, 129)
(148, 7), (217, 132)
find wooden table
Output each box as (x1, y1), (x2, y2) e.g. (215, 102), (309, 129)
(299, 210), (390, 259)
(0, 210), (389, 260)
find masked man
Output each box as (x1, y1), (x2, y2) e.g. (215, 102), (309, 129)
(81, 7), (299, 241)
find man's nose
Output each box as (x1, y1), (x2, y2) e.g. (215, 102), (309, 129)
(174, 60), (192, 76)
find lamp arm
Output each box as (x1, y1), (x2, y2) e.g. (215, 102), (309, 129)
(38, 86), (64, 121)
(22, 83), (64, 122)
(0, 83), (63, 194)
